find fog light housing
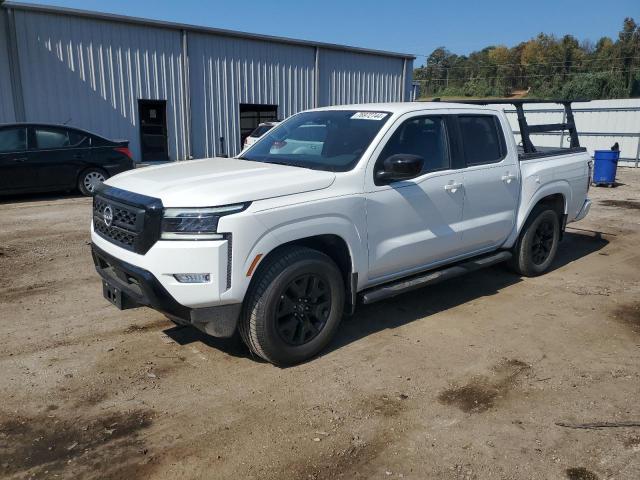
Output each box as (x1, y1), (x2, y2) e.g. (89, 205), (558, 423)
(173, 273), (211, 283)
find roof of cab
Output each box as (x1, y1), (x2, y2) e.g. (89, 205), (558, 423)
(314, 102), (501, 114)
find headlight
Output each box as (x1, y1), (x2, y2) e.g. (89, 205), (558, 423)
(161, 204), (246, 240)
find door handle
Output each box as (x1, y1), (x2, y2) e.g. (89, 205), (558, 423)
(72, 154), (85, 159)
(501, 172), (517, 184)
(444, 182), (463, 193)
(10, 157), (28, 163)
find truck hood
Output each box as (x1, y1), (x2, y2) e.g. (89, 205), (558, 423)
(105, 158), (336, 207)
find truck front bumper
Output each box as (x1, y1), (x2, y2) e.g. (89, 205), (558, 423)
(91, 244), (241, 337)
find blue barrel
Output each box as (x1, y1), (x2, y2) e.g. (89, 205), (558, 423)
(593, 150), (620, 186)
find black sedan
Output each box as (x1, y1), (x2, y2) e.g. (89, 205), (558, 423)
(0, 123), (135, 196)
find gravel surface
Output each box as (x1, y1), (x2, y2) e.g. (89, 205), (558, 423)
(1, 169), (639, 480)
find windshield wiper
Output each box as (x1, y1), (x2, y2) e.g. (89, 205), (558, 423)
(239, 157), (327, 171)
(263, 160), (307, 168)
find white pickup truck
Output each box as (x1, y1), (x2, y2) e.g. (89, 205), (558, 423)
(91, 100), (592, 365)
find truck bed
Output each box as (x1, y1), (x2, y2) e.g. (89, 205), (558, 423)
(517, 148), (591, 225)
(518, 146), (587, 161)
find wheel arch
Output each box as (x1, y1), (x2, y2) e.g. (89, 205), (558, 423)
(519, 190), (566, 233)
(248, 234), (358, 314)
(503, 181), (571, 248)
(77, 165), (108, 180)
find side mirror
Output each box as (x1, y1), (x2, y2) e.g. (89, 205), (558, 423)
(375, 154), (424, 182)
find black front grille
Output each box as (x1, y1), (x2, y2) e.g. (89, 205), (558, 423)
(94, 218), (137, 249)
(94, 197), (139, 228)
(93, 185), (164, 254)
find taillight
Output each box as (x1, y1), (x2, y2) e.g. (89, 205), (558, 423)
(114, 146), (133, 160)
(587, 160), (593, 192)
(271, 141), (287, 149)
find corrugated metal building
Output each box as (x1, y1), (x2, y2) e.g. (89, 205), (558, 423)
(0, 2), (414, 161)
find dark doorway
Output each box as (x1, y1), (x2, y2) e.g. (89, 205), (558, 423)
(239, 104), (278, 147)
(138, 100), (169, 162)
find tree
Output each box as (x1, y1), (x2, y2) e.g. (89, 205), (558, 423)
(414, 17), (639, 99)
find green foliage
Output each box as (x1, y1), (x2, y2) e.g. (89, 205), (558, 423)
(415, 18), (640, 100)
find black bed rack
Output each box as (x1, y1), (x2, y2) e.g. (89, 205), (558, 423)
(430, 98), (588, 154)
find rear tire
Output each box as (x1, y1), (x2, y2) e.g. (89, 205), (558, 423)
(510, 206), (560, 277)
(78, 168), (108, 196)
(239, 246), (345, 366)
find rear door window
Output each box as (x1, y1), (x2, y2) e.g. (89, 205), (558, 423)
(35, 127), (71, 150)
(68, 130), (89, 147)
(458, 115), (505, 165)
(0, 127), (27, 153)
(90, 135), (112, 147)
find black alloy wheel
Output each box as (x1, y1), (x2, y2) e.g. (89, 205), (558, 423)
(275, 274), (331, 346)
(509, 206), (560, 277)
(531, 219), (555, 265)
(239, 246), (345, 366)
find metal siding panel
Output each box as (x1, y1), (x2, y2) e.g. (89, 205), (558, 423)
(319, 50), (405, 106)
(404, 59), (413, 101)
(188, 33), (315, 158)
(10, 7), (415, 161)
(13, 10), (185, 161)
(0, 14), (16, 123)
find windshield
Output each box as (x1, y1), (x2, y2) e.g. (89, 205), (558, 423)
(239, 110), (390, 172)
(249, 124), (275, 138)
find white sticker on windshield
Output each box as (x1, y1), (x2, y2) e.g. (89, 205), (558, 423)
(351, 112), (387, 121)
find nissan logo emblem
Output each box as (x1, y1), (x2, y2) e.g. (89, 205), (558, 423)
(103, 205), (114, 227)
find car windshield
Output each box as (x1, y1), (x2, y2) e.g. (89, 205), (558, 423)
(239, 110), (391, 172)
(250, 124), (275, 137)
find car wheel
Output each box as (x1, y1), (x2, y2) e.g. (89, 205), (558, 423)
(78, 168), (108, 196)
(239, 246), (345, 366)
(510, 206), (560, 277)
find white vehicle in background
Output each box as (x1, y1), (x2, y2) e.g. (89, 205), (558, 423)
(242, 121), (280, 151)
(91, 100), (592, 366)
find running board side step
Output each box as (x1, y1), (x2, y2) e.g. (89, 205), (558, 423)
(360, 251), (512, 305)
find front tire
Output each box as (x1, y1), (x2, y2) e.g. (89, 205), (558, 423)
(510, 206), (560, 277)
(78, 168), (108, 196)
(239, 246), (345, 366)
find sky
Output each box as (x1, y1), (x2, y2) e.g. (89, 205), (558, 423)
(13, 0), (640, 65)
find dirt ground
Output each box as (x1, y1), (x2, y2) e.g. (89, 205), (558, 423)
(1, 169), (639, 480)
